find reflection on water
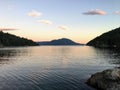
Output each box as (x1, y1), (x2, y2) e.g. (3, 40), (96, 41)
(92, 47), (120, 65)
(0, 46), (119, 90)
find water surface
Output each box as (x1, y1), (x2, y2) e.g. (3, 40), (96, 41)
(0, 46), (119, 90)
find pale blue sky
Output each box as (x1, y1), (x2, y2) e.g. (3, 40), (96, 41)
(0, 0), (120, 43)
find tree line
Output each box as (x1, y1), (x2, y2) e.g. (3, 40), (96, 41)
(0, 31), (38, 46)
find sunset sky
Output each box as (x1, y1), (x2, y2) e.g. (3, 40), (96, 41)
(0, 0), (120, 44)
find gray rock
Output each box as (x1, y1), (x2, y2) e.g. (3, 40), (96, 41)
(87, 68), (120, 90)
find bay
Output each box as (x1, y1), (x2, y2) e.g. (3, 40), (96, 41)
(0, 46), (119, 90)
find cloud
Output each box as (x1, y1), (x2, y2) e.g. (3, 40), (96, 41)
(38, 20), (53, 25)
(115, 11), (120, 15)
(27, 10), (42, 17)
(58, 25), (69, 30)
(83, 9), (107, 15)
(0, 28), (17, 31)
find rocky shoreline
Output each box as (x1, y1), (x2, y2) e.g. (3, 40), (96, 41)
(87, 67), (120, 90)
(86, 68), (120, 90)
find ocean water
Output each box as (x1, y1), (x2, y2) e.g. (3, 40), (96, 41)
(0, 46), (119, 90)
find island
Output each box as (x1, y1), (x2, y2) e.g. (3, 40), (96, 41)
(87, 27), (120, 48)
(0, 31), (38, 47)
(37, 38), (84, 45)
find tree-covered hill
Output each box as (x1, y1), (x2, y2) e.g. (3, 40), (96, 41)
(87, 27), (120, 48)
(37, 38), (84, 45)
(0, 31), (38, 47)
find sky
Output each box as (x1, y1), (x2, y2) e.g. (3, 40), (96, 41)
(0, 0), (120, 44)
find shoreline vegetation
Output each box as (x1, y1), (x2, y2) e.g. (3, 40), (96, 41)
(86, 27), (120, 90)
(87, 27), (120, 48)
(1, 27), (120, 90)
(0, 31), (38, 47)
(1, 27), (120, 47)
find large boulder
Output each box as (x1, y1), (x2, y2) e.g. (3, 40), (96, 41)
(87, 68), (120, 90)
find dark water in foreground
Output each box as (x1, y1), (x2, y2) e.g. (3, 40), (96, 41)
(0, 46), (120, 90)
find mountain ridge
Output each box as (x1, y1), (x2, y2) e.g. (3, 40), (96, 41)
(37, 38), (84, 45)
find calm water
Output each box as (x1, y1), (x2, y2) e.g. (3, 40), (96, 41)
(0, 46), (120, 90)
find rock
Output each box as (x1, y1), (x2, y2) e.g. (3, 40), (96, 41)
(86, 68), (120, 90)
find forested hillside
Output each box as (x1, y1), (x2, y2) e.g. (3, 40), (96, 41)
(37, 38), (83, 45)
(87, 27), (120, 48)
(0, 31), (38, 46)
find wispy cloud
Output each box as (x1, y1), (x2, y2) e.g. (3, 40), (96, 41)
(27, 10), (42, 17)
(38, 20), (53, 25)
(58, 25), (69, 30)
(0, 28), (17, 31)
(115, 11), (120, 15)
(83, 9), (107, 15)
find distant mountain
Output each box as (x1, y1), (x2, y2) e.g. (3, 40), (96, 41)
(0, 31), (38, 47)
(37, 38), (84, 45)
(87, 27), (120, 48)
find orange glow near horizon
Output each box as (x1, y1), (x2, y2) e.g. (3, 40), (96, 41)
(5, 27), (100, 44)
(0, 0), (119, 45)
(27, 35), (95, 44)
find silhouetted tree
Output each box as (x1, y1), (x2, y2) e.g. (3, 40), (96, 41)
(0, 31), (38, 46)
(87, 27), (120, 48)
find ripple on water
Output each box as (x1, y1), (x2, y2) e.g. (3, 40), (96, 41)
(0, 46), (118, 90)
